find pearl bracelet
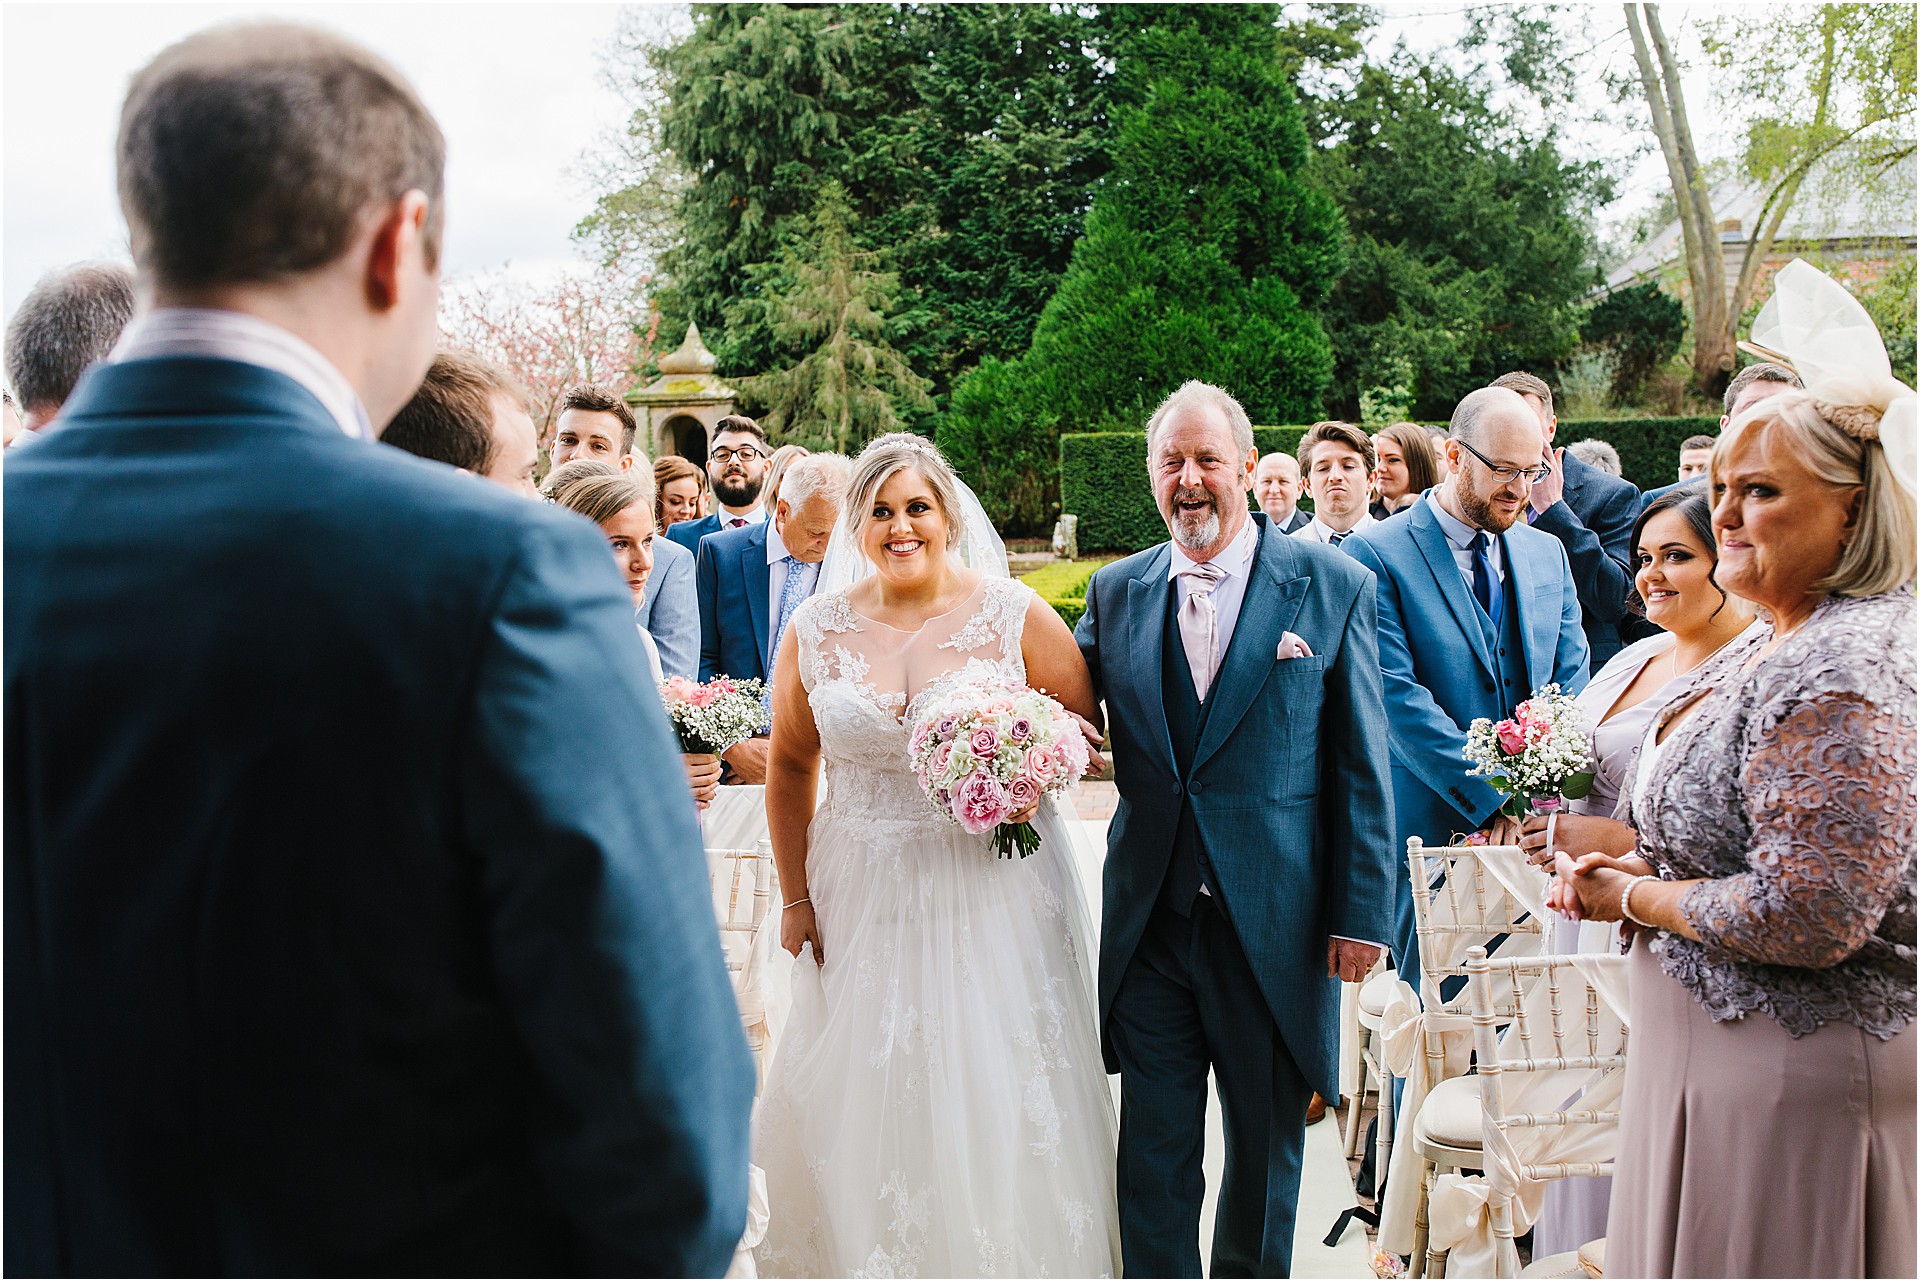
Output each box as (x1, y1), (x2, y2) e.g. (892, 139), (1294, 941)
(784, 896), (811, 910)
(1619, 874), (1658, 928)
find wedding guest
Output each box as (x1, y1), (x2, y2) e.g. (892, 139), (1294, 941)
(1640, 362), (1800, 503)
(760, 442), (810, 514)
(1291, 419), (1378, 546)
(1345, 387), (1589, 989)
(382, 349), (539, 495)
(4, 260), (137, 438)
(1255, 450), (1311, 533)
(667, 414), (770, 553)
(549, 465), (721, 809)
(550, 382), (639, 472)
(1566, 437), (1622, 478)
(1492, 371), (1640, 667)
(1551, 370), (1916, 1278)
(655, 453), (708, 528)
(697, 452), (850, 784)
(1673, 434), (1714, 481)
(3, 22), (750, 1277)
(1517, 487), (1761, 1258)
(547, 458), (698, 679)
(1371, 421), (1438, 520)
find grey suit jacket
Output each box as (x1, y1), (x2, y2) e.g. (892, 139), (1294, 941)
(639, 537), (697, 679)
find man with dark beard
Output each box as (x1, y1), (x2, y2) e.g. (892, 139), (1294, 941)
(665, 414), (770, 554)
(1345, 386), (1590, 988)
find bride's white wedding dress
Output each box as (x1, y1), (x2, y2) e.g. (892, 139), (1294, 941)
(754, 575), (1120, 1278)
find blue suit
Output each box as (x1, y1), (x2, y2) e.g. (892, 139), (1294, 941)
(4, 358), (754, 1277)
(1533, 448), (1640, 667)
(666, 510), (733, 556)
(696, 521), (773, 684)
(640, 535), (698, 679)
(1345, 497), (1590, 984)
(1078, 516), (1395, 1276)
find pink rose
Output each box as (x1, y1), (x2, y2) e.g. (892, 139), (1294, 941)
(1009, 716), (1035, 745)
(934, 715), (960, 739)
(687, 685), (719, 708)
(969, 725), (1000, 757)
(662, 676), (698, 702)
(1008, 775), (1040, 813)
(1495, 719), (1526, 755)
(909, 720), (932, 755)
(1024, 746), (1059, 786)
(931, 742), (954, 779)
(952, 770), (1010, 835)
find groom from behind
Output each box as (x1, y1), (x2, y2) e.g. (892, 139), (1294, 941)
(1077, 381), (1396, 1277)
(5, 23), (751, 1277)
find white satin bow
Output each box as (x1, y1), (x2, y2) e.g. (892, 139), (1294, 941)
(1748, 258), (1917, 497)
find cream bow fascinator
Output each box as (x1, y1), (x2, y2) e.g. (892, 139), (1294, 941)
(1745, 258), (1917, 497)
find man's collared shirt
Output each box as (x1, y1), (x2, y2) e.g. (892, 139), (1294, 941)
(1165, 515), (1259, 675)
(717, 504), (767, 530)
(1292, 513), (1379, 546)
(112, 308), (372, 441)
(1429, 493), (1507, 595)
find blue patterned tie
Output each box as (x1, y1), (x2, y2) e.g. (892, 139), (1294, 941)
(770, 555), (811, 676)
(1472, 532), (1503, 627)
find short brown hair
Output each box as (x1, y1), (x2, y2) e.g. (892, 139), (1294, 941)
(1297, 420), (1375, 474)
(117, 23), (445, 291)
(559, 384), (639, 456)
(4, 261), (137, 414)
(1490, 371), (1554, 418)
(712, 413), (769, 447)
(383, 350), (519, 472)
(653, 454), (708, 529)
(1680, 434), (1717, 453)
(1722, 361), (1801, 416)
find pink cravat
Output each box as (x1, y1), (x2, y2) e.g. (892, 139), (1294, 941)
(1177, 561), (1227, 700)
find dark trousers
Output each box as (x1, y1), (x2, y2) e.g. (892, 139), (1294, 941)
(1109, 894), (1313, 1278)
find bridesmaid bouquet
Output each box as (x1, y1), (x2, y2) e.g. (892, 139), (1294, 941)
(659, 674), (770, 754)
(908, 681), (1092, 858)
(1463, 683), (1595, 822)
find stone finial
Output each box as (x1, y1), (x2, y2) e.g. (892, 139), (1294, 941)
(657, 320), (718, 376)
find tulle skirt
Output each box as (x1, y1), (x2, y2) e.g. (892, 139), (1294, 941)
(753, 790), (1120, 1278)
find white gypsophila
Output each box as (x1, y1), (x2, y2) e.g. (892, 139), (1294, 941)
(1463, 683), (1595, 801)
(659, 676), (770, 754)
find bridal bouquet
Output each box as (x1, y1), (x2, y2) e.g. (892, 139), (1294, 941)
(1463, 683), (1595, 822)
(658, 674), (769, 754)
(908, 681), (1091, 859)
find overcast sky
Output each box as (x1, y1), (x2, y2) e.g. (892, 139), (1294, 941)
(3, 1), (1718, 327)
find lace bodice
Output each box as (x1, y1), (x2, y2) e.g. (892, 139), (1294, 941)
(789, 576), (1035, 829)
(1625, 591), (1917, 1040)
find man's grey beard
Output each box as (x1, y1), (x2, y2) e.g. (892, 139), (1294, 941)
(1170, 501), (1221, 551)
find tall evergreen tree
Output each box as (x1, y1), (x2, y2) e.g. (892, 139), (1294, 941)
(738, 182), (932, 453)
(941, 4), (1343, 531)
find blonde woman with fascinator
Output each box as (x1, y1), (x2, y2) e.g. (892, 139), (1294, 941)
(1549, 261), (1916, 1278)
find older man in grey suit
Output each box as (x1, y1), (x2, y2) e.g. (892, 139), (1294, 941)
(1077, 381), (1396, 1277)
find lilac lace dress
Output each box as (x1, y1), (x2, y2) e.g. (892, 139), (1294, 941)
(1609, 590), (1916, 1278)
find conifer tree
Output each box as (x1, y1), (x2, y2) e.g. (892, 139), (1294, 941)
(740, 182), (932, 453)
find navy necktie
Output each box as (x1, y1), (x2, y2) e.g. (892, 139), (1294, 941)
(1328, 530), (1347, 547)
(1472, 531), (1503, 626)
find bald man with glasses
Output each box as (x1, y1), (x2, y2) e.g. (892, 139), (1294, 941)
(1345, 386), (1590, 988)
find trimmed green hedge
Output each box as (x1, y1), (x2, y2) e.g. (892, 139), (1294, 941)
(1555, 416), (1718, 491)
(1060, 416), (1718, 552)
(1017, 559), (1112, 629)
(1061, 427), (1309, 553)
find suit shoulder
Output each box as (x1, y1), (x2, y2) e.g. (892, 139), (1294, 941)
(652, 535), (693, 572)
(1091, 544), (1165, 590)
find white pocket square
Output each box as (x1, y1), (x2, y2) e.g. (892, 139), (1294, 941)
(1277, 632), (1314, 660)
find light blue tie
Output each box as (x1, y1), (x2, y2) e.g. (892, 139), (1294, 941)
(770, 556), (811, 677)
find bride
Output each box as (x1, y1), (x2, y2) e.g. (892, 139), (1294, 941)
(754, 434), (1121, 1278)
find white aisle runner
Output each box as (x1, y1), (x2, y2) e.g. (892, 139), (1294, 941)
(1068, 816), (1372, 1279)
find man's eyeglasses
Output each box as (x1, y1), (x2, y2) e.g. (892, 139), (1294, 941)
(1453, 436), (1552, 486)
(710, 446), (764, 465)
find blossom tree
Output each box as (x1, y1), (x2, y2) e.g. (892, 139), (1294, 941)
(439, 267), (660, 439)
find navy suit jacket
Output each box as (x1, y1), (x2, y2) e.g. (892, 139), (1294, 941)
(1533, 448), (1640, 667)
(1346, 500), (1589, 970)
(696, 521), (773, 684)
(640, 535), (698, 679)
(666, 511), (721, 555)
(1077, 516), (1396, 1099)
(4, 358), (754, 1277)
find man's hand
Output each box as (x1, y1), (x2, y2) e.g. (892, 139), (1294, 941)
(1519, 811), (1638, 868)
(1530, 445), (1565, 514)
(721, 735), (770, 785)
(1067, 711), (1109, 778)
(1482, 812), (1524, 848)
(1327, 938), (1382, 983)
